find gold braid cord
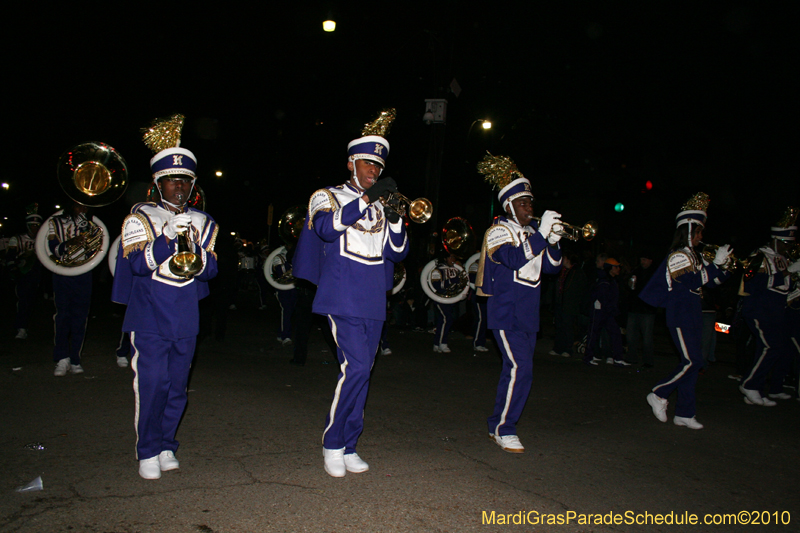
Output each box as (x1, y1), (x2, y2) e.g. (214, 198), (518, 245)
(141, 114), (185, 153)
(476, 153), (526, 191)
(361, 108), (396, 137)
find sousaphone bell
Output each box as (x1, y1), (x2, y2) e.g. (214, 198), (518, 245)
(36, 142), (129, 276)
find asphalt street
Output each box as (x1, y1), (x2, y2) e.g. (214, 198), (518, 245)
(1, 287), (798, 533)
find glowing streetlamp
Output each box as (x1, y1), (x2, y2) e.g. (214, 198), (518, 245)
(323, 20), (336, 32)
(215, 171), (223, 177)
(481, 120), (492, 130)
(1, 182), (9, 190)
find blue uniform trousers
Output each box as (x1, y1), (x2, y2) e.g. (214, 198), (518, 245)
(434, 302), (456, 346)
(116, 331), (132, 359)
(470, 294), (488, 348)
(742, 316), (789, 395)
(652, 317), (703, 418)
(275, 288), (297, 340)
(323, 315), (382, 453)
(488, 330), (535, 437)
(52, 272), (92, 364)
(131, 331), (196, 460)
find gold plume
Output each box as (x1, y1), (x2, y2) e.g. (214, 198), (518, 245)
(476, 153), (526, 190)
(361, 108), (396, 137)
(141, 114), (185, 153)
(776, 206), (799, 228)
(680, 192), (710, 212)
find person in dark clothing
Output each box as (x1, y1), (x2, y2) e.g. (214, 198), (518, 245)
(550, 252), (587, 357)
(584, 257), (629, 366)
(625, 252), (657, 368)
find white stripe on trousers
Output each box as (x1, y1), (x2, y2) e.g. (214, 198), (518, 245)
(495, 330), (518, 435)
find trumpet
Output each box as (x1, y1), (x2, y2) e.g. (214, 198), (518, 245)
(699, 243), (745, 272)
(383, 192), (432, 224)
(168, 195), (203, 278)
(533, 217), (597, 242)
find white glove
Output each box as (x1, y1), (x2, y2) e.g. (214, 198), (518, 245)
(788, 261), (800, 274)
(713, 244), (732, 266)
(594, 300), (602, 310)
(548, 226), (562, 245)
(538, 210), (562, 238)
(164, 213), (192, 240)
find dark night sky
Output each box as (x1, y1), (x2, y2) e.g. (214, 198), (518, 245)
(2, 3), (796, 260)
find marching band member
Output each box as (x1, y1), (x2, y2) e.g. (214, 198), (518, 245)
(739, 207), (798, 404)
(786, 247), (800, 400)
(468, 256), (490, 353)
(7, 206), (43, 340)
(49, 201), (96, 376)
(112, 115), (218, 480)
(294, 109), (408, 477)
(272, 246), (297, 346)
(432, 252), (462, 353)
(475, 154), (562, 453)
(640, 192), (731, 429)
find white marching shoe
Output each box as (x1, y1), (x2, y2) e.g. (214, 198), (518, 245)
(490, 433), (525, 453)
(674, 416), (704, 430)
(343, 453), (369, 473)
(159, 450), (180, 471)
(323, 447), (346, 478)
(647, 393), (668, 422)
(139, 456), (161, 480)
(54, 358), (70, 377)
(740, 386), (776, 406)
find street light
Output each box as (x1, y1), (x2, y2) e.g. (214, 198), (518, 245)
(215, 171), (223, 177)
(1, 182), (9, 190)
(323, 20), (336, 32)
(467, 119), (492, 139)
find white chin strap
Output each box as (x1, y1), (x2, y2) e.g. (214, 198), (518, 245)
(349, 156), (383, 192)
(505, 201), (520, 225)
(156, 178), (196, 212)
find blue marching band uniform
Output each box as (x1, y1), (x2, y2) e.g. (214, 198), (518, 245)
(467, 258), (489, 352)
(640, 193), (731, 429)
(112, 116), (218, 480)
(7, 210), (43, 340)
(431, 259), (463, 353)
(272, 249), (297, 344)
(48, 206), (95, 375)
(476, 154), (562, 453)
(739, 208), (798, 404)
(294, 111), (409, 477)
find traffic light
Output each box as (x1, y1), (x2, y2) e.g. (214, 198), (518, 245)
(614, 202), (625, 212)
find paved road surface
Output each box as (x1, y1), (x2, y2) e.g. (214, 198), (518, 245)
(1, 288), (798, 532)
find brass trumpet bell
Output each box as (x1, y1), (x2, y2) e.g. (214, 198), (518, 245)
(169, 234), (203, 278)
(533, 217), (598, 242)
(384, 192), (432, 224)
(57, 142), (129, 207)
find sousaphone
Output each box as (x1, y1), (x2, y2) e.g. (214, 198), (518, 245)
(421, 217), (476, 304)
(264, 206), (306, 290)
(36, 142), (128, 276)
